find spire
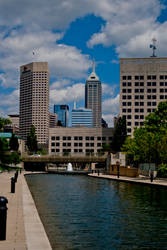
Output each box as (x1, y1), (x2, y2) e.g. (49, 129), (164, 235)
(92, 59), (95, 73)
(87, 59), (99, 81)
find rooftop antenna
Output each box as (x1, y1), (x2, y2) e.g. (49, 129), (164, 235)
(150, 38), (157, 57)
(92, 59), (95, 73)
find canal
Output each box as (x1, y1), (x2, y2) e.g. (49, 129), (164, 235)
(25, 174), (167, 250)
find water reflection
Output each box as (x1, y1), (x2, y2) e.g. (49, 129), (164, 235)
(26, 174), (167, 250)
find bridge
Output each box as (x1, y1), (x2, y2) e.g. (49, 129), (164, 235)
(22, 154), (110, 171)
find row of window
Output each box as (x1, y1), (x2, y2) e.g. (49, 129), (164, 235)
(126, 121), (144, 126)
(122, 82), (167, 87)
(122, 75), (167, 80)
(51, 142), (106, 147)
(51, 148), (100, 153)
(51, 136), (112, 141)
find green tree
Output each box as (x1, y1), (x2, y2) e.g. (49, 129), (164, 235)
(9, 134), (19, 151)
(0, 118), (11, 131)
(111, 116), (127, 152)
(122, 101), (167, 166)
(9, 152), (21, 166)
(26, 125), (38, 153)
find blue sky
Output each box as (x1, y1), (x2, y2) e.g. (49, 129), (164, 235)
(0, 0), (167, 126)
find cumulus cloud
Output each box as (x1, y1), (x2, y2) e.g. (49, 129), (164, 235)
(102, 94), (120, 113)
(0, 89), (19, 114)
(50, 82), (85, 106)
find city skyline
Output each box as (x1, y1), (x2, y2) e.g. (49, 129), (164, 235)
(0, 0), (167, 126)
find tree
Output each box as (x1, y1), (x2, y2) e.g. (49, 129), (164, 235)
(0, 118), (11, 131)
(9, 134), (19, 151)
(111, 116), (127, 152)
(26, 125), (38, 153)
(122, 101), (167, 166)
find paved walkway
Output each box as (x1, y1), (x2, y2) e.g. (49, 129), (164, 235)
(0, 171), (52, 250)
(88, 173), (167, 187)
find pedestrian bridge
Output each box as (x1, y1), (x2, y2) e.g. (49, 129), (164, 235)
(22, 154), (110, 171)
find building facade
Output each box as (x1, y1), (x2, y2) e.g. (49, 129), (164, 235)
(72, 108), (93, 127)
(85, 66), (102, 127)
(49, 127), (113, 154)
(54, 104), (69, 127)
(19, 62), (49, 146)
(120, 57), (167, 136)
(49, 113), (58, 128)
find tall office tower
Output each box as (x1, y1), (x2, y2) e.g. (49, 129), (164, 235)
(72, 108), (93, 127)
(20, 62), (49, 147)
(85, 63), (102, 127)
(54, 104), (69, 127)
(120, 57), (167, 136)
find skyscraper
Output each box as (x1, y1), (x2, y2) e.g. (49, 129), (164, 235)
(54, 104), (69, 127)
(120, 57), (167, 136)
(19, 62), (49, 146)
(72, 108), (93, 127)
(85, 63), (102, 127)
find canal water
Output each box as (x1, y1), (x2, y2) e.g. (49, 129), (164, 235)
(25, 174), (167, 250)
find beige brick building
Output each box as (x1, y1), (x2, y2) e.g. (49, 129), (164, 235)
(19, 62), (49, 147)
(49, 127), (113, 154)
(120, 57), (167, 136)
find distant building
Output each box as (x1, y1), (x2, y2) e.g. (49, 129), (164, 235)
(19, 62), (49, 147)
(85, 62), (102, 127)
(72, 108), (93, 127)
(54, 104), (69, 127)
(49, 127), (113, 154)
(5, 114), (20, 135)
(49, 113), (57, 128)
(101, 118), (108, 128)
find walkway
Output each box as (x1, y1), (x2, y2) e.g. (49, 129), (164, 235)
(0, 171), (52, 250)
(88, 173), (167, 187)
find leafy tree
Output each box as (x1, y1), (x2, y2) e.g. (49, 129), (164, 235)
(111, 116), (127, 152)
(26, 125), (38, 153)
(9, 133), (19, 151)
(0, 118), (11, 131)
(9, 152), (21, 166)
(122, 101), (167, 166)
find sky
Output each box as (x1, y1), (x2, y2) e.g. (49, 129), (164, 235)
(0, 0), (167, 127)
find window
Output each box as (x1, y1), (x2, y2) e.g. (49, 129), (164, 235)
(140, 109), (144, 112)
(67, 137), (71, 140)
(128, 82), (131, 86)
(74, 136), (78, 140)
(63, 136), (66, 140)
(97, 137), (101, 140)
(90, 137), (94, 140)
(127, 122), (131, 126)
(140, 102), (144, 106)
(122, 102), (126, 106)
(140, 82), (144, 86)
(56, 149), (59, 152)
(51, 149), (55, 152)
(135, 122), (139, 126)
(135, 89), (139, 93)
(127, 76), (131, 80)
(160, 89), (164, 93)
(122, 89), (126, 93)
(127, 128), (131, 133)
(51, 142), (55, 146)
(122, 76), (126, 80)
(122, 82), (126, 86)
(135, 115), (139, 119)
(79, 137), (83, 140)
(79, 143), (82, 147)
(56, 143), (60, 146)
(140, 122), (144, 126)
(147, 109), (151, 112)
(135, 95), (139, 99)
(127, 96), (131, 99)
(147, 89), (151, 93)
(152, 82), (156, 86)
(160, 75), (164, 80)
(123, 95), (126, 99)
(135, 102), (139, 106)
(135, 76), (139, 80)
(127, 115), (131, 119)
(160, 82), (164, 86)
(140, 115), (144, 119)
(86, 137), (89, 140)
(97, 143), (101, 147)
(127, 109), (131, 112)
(147, 102), (151, 106)
(123, 109), (126, 112)
(135, 82), (139, 86)
(128, 89), (131, 93)
(63, 143), (66, 146)
(147, 82), (151, 86)
(135, 109), (139, 112)
(51, 136), (55, 140)
(56, 136), (60, 140)
(152, 102), (156, 106)
(127, 102), (131, 106)
(147, 95), (151, 99)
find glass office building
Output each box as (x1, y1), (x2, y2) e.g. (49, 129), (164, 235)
(72, 108), (93, 127)
(54, 104), (69, 127)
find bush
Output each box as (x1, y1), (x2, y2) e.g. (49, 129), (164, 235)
(157, 164), (167, 178)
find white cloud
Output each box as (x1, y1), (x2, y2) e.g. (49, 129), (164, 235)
(50, 82), (85, 106)
(102, 94), (120, 114)
(0, 89), (19, 114)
